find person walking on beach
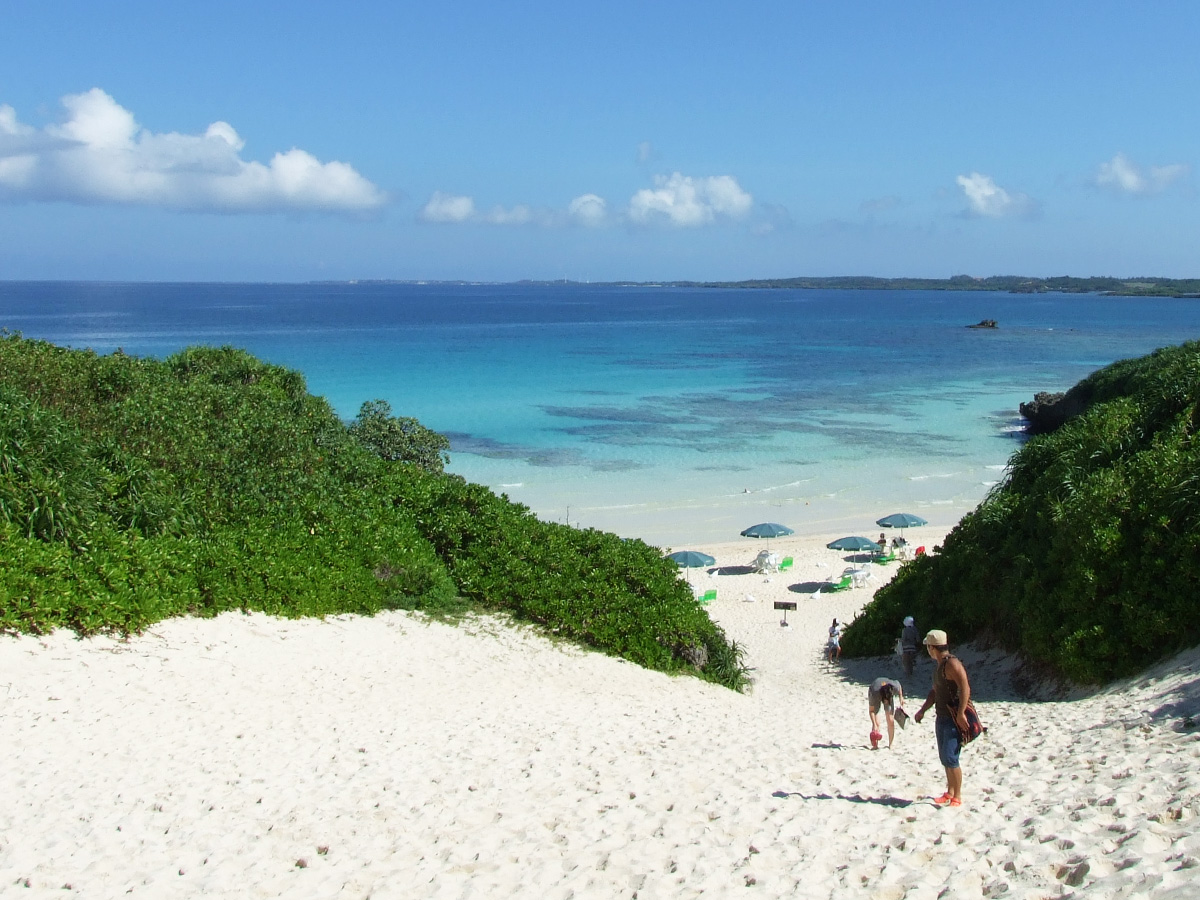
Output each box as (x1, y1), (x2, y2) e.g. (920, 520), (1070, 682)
(912, 629), (972, 808)
(900, 616), (920, 678)
(827, 619), (843, 662)
(868, 677), (905, 749)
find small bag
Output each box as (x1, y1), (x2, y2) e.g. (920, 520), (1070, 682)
(958, 701), (985, 744)
(894, 707), (909, 729)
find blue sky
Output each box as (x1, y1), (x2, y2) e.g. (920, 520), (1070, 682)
(2, 1), (1198, 282)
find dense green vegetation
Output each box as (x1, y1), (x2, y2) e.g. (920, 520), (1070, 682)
(0, 334), (747, 690)
(842, 341), (1200, 683)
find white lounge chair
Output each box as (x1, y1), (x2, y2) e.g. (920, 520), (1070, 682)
(752, 550), (778, 574)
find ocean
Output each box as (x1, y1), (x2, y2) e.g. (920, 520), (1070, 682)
(3, 281), (1198, 546)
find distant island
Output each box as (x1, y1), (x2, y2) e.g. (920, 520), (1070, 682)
(319, 275), (1200, 297)
(668, 274), (1200, 296)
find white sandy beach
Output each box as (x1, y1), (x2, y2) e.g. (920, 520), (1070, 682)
(2, 526), (1199, 899)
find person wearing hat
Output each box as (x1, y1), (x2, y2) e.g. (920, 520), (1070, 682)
(913, 629), (972, 808)
(900, 616), (920, 678)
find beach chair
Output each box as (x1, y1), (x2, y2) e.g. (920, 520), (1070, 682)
(698, 589), (717, 604)
(778, 556), (794, 572)
(873, 550), (897, 564)
(752, 550), (777, 574)
(823, 574), (852, 593)
(915, 546), (926, 557)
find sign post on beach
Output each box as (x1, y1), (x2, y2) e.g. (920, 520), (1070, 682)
(774, 600), (797, 626)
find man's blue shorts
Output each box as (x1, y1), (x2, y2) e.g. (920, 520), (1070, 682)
(936, 714), (962, 769)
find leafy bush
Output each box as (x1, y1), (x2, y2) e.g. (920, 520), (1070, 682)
(0, 334), (747, 690)
(349, 399), (450, 473)
(842, 340), (1200, 683)
(392, 468), (747, 688)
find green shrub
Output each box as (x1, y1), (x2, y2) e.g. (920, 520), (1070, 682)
(0, 334), (747, 690)
(349, 399), (450, 474)
(843, 340), (1200, 683)
(393, 468), (747, 689)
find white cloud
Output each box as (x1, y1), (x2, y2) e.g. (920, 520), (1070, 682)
(419, 191), (609, 228)
(0, 105), (33, 138)
(955, 172), (1036, 218)
(568, 193), (607, 226)
(419, 191), (477, 223)
(1096, 152), (1189, 195)
(636, 141), (655, 164)
(0, 88), (386, 213)
(418, 193), (539, 226)
(628, 172), (753, 227)
(417, 172), (755, 231)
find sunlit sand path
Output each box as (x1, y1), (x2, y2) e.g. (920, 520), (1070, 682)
(2, 528), (1198, 899)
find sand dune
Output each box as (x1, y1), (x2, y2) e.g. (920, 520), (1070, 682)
(2, 528), (1199, 899)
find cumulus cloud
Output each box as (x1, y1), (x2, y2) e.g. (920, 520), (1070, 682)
(417, 192), (539, 226)
(955, 172), (1037, 218)
(627, 172), (753, 227)
(417, 172), (755, 230)
(418, 191), (477, 223)
(419, 191), (608, 228)
(568, 193), (607, 226)
(0, 88), (386, 213)
(1096, 152), (1189, 195)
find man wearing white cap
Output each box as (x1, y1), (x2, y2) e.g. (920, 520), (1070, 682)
(900, 616), (919, 677)
(913, 629), (972, 808)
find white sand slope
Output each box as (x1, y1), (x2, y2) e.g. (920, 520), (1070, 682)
(2, 530), (1199, 899)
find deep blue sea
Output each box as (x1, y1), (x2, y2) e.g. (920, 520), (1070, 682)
(3, 281), (1198, 545)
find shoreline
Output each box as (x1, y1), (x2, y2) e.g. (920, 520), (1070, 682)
(3, 522), (1198, 897)
(463, 461), (992, 547)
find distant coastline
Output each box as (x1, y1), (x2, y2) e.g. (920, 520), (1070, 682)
(314, 274), (1200, 297)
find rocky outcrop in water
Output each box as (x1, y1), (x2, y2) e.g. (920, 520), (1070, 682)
(1019, 391), (1088, 435)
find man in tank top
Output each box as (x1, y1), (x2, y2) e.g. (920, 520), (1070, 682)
(912, 629), (972, 808)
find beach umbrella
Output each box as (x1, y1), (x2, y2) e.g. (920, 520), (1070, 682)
(740, 522), (794, 553)
(667, 550), (716, 568)
(666, 550), (716, 582)
(740, 523), (794, 539)
(826, 535), (882, 563)
(876, 512), (928, 549)
(876, 512), (928, 532)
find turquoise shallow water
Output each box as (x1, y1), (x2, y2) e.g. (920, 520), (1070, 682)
(3, 281), (1198, 545)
